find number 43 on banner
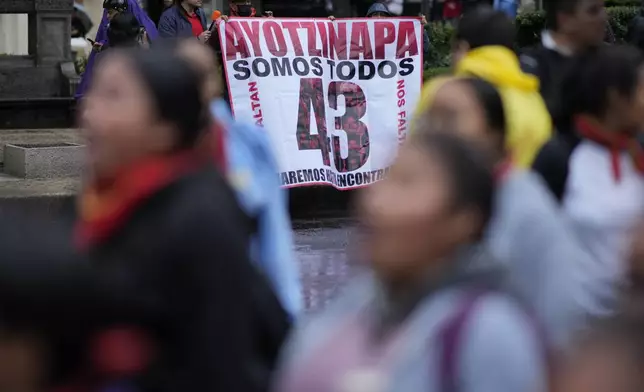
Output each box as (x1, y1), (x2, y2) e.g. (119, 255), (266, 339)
(296, 78), (370, 173)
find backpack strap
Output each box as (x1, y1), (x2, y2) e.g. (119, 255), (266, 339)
(439, 289), (552, 392)
(439, 290), (487, 392)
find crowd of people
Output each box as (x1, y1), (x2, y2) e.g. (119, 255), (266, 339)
(428, 0), (519, 22)
(5, 0), (644, 391)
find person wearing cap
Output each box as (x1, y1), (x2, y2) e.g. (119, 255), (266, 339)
(330, 2), (431, 59)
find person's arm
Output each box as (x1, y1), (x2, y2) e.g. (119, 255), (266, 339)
(497, 172), (594, 351)
(157, 12), (177, 38)
(531, 138), (570, 202)
(422, 29), (431, 59)
(459, 295), (547, 392)
(519, 51), (540, 77)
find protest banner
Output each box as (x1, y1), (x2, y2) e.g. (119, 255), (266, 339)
(218, 17), (423, 190)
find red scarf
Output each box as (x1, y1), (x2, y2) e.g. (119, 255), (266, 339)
(575, 115), (644, 181)
(74, 151), (202, 250)
(75, 119), (228, 250)
(51, 327), (154, 392)
(201, 121), (226, 172)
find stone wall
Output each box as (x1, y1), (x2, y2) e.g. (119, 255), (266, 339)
(0, 0), (74, 99)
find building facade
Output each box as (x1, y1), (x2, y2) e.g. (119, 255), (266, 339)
(0, 0), (225, 55)
(3, 0), (538, 56)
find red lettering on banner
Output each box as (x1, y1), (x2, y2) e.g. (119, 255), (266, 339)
(283, 21), (304, 55)
(225, 19), (420, 61)
(300, 21), (322, 57)
(240, 20), (263, 57)
(224, 21), (250, 61)
(396, 21), (418, 59)
(374, 21), (395, 59)
(328, 22), (347, 60)
(263, 21), (288, 57)
(397, 79), (407, 143)
(349, 22), (373, 60)
(248, 81), (264, 126)
(316, 21), (329, 58)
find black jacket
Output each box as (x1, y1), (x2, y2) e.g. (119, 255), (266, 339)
(531, 132), (580, 202)
(0, 165), (289, 391)
(520, 46), (574, 131)
(158, 5), (208, 39)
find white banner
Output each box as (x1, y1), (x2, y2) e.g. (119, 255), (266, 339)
(219, 17), (423, 190)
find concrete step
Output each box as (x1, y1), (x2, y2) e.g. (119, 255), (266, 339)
(0, 129), (352, 219)
(0, 175), (79, 198)
(0, 99), (76, 129)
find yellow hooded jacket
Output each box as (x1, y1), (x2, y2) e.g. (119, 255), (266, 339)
(414, 46), (552, 168)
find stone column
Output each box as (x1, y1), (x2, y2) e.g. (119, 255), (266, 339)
(27, 0), (73, 66)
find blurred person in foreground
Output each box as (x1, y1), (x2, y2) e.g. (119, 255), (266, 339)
(533, 46), (644, 319)
(0, 47), (269, 391)
(413, 6), (551, 169)
(272, 131), (547, 392)
(171, 38), (302, 318)
(419, 76), (590, 351)
(76, 0), (158, 99)
(556, 315), (644, 392)
(520, 0), (607, 126)
(566, 226), (644, 392)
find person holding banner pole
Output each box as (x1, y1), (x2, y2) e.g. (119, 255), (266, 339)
(158, 0), (211, 42)
(330, 2), (432, 61)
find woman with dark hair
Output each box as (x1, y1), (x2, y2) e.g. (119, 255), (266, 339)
(556, 315), (644, 392)
(423, 77), (594, 351)
(107, 12), (145, 48)
(533, 45), (644, 320)
(273, 130), (548, 392)
(0, 47), (271, 392)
